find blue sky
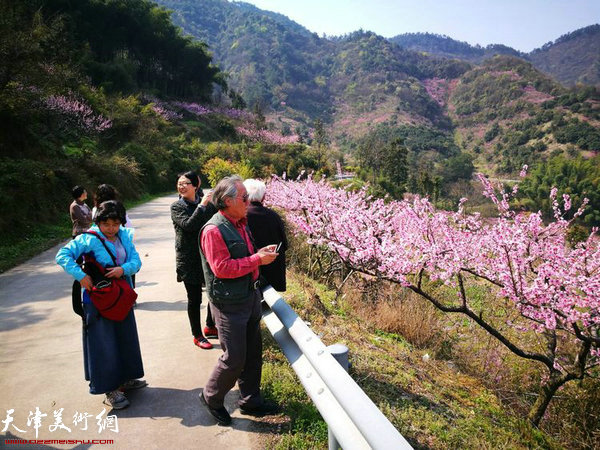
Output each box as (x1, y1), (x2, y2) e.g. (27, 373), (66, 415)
(237, 0), (600, 52)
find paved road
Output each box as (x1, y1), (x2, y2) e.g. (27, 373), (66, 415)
(0, 195), (265, 449)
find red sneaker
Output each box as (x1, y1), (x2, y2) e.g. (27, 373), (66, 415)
(203, 326), (218, 339)
(194, 336), (213, 350)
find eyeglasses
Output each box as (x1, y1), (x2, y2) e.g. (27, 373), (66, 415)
(177, 182), (192, 187)
(240, 194), (249, 203)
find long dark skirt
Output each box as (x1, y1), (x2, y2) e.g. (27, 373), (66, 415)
(82, 298), (144, 394)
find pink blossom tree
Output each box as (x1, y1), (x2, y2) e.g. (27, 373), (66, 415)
(265, 171), (600, 426)
(236, 125), (299, 145)
(43, 95), (112, 132)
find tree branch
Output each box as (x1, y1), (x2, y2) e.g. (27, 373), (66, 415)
(461, 268), (504, 288)
(407, 283), (554, 369)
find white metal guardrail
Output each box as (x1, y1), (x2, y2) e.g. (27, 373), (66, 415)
(261, 286), (413, 450)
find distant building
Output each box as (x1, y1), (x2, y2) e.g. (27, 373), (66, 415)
(333, 160), (354, 180)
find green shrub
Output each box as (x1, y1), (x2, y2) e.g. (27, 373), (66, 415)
(203, 157), (255, 185)
(0, 158), (71, 235)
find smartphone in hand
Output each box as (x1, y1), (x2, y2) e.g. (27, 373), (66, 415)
(266, 243), (281, 253)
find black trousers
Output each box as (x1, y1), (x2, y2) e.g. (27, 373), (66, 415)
(183, 282), (214, 337)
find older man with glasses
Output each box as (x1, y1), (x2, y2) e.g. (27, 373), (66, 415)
(198, 175), (280, 425)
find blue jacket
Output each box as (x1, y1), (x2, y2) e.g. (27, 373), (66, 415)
(55, 225), (141, 287)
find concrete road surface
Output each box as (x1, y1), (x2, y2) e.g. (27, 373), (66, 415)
(0, 195), (268, 449)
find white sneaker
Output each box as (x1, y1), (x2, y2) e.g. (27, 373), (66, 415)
(104, 390), (130, 409)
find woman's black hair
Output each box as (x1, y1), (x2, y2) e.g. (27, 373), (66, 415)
(178, 171), (199, 188)
(94, 184), (119, 206)
(94, 200), (127, 225)
(71, 185), (86, 199)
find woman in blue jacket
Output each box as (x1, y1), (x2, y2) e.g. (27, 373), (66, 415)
(56, 200), (146, 410)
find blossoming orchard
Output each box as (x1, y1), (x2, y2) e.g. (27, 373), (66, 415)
(147, 98), (300, 145)
(266, 170), (600, 426)
(43, 95), (112, 132)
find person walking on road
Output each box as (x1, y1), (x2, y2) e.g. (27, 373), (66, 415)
(198, 175), (280, 425)
(69, 185), (93, 317)
(56, 200), (146, 410)
(244, 178), (288, 292)
(170, 171), (218, 350)
(70, 185), (93, 238)
(92, 184), (133, 227)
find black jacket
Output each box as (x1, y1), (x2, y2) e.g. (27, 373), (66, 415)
(246, 201), (288, 291)
(171, 197), (217, 284)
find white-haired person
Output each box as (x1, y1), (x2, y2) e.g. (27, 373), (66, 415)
(243, 178), (288, 292)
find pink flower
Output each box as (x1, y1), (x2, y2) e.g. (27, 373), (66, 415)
(44, 95), (112, 132)
(519, 165), (528, 178)
(264, 174), (600, 370)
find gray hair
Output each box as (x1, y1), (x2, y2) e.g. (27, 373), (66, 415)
(212, 175), (243, 210)
(243, 179), (266, 203)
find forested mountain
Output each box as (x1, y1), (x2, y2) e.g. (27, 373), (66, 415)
(156, 4), (598, 144)
(154, 0), (470, 133)
(155, 1), (599, 125)
(389, 32), (523, 63)
(447, 56), (600, 171)
(391, 26), (600, 86)
(529, 24), (600, 86)
(154, 0), (330, 117)
(2, 0), (599, 236)
(0, 0), (324, 236)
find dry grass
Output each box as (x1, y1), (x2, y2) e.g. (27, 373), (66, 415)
(344, 279), (444, 350)
(261, 269), (558, 449)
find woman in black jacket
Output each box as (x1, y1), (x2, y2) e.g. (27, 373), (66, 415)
(244, 179), (288, 292)
(170, 171), (217, 349)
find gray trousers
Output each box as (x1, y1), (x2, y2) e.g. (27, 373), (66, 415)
(203, 290), (263, 409)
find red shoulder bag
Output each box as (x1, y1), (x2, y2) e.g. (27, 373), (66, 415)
(81, 231), (138, 321)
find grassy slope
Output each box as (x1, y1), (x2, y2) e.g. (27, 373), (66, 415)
(259, 269), (557, 449)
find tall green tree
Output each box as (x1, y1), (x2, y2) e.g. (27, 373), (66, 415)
(519, 155), (600, 226)
(34, 0), (224, 99)
(313, 118), (327, 150)
(384, 138), (408, 188)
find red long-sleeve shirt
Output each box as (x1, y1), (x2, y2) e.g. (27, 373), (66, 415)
(200, 211), (260, 280)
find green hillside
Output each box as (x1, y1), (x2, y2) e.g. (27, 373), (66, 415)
(150, 0), (600, 223)
(448, 56), (600, 173)
(0, 0), (326, 241)
(529, 24), (600, 86)
(390, 26), (600, 87)
(389, 32), (523, 62)
(155, 0), (331, 117)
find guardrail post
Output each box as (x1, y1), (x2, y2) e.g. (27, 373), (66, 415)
(327, 344), (349, 450)
(327, 343), (349, 371)
(261, 286), (413, 449)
